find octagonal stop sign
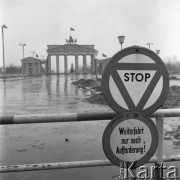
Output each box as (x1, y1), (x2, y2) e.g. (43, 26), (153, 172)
(102, 46), (169, 115)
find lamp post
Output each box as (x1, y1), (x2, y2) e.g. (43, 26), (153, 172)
(1, 24), (7, 84)
(19, 44), (26, 59)
(147, 43), (153, 49)
(118, 35), (125, 50)
(156, 50), (160, 55)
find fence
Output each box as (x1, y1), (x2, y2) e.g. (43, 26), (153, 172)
(0, 109), (180, 179)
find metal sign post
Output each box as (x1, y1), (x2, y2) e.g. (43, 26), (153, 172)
(102, 46), (169, 180)
(155, 116), (164, 180)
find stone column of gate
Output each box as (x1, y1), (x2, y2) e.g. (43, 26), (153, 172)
(75, 54), (79, 74)
(26, 63), (28, 75)
(33, 63), (37, 76)
(91, 54), (96, 74)
(83, 54), (87, 74)
(23, 63), (26, 75)
(45, 59), (48, 75)
(56, 55), (59, 74)
(64, 55), (68, 74)
(32, 62), (35, 75)
(22, 63), (25, 75)
(47, 55), (51, 75)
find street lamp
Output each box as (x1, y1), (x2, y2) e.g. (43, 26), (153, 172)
(156, 50), (160, 55)
(1, 24), (7, 84)
(19, 43), (26, 59)
(30, 51), (35, 57)
(147, 43), (153, 49)
(118, 35), (125, 50)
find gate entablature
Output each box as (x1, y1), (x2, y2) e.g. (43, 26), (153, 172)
(47, 44), (97, 55)
(46, 37), (98, 74)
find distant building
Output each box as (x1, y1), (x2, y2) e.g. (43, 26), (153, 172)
(97, 57), (111, 77)
(21, 57), (42, 76)
(46, 35), (98, 74)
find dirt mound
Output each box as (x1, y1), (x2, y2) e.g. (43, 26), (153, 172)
(161, 85), (180, 108)
(164, 124), (180, 148)
(72, 79), (102, 94)
(72, 79), (180, 108)
(72, 78), (101, 89)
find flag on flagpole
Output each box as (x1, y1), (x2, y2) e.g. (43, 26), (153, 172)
(102, 53), (107, 57)
(70, 27), (75, 31)
(36, 54), (39, 58)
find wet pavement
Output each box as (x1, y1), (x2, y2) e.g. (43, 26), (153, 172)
(0, 75), (109, 115)
(0, 75), (114, 180)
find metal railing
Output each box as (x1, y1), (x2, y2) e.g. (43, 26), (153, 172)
(0, 155), (180, 173)
(0, 108), (180, 174)
(1, 109), (180, 125)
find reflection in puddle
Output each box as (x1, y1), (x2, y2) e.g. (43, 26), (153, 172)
(0, 74), (99, 115)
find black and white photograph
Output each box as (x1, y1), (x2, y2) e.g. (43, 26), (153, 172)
(0, 0), (180, 179)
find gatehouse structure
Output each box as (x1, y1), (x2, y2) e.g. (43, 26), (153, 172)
(97, 58), (111, 76)
(46, 36), (98, 74)
(21, 57), (42, 76)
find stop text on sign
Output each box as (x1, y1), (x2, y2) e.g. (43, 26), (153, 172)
(124, 73), (150, 82)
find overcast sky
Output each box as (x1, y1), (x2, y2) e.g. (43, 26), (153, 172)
(0, 0), (180, 67)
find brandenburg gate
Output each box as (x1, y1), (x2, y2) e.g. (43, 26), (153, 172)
(46, 36), (98, 74)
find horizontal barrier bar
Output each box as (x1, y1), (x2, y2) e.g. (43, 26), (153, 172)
(1, 155), (180, 173)
(0, 109), (180, 125)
